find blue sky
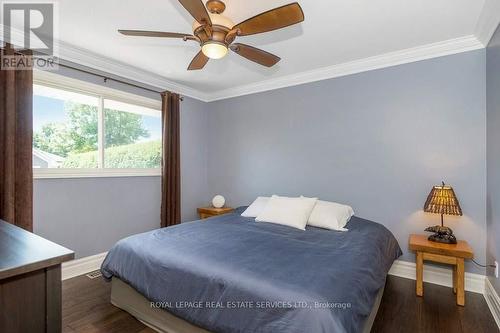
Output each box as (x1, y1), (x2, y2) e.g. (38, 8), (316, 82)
(33, 95), (162, 141)
(143, 117), (162, 141)
(33, 95), (66, 131)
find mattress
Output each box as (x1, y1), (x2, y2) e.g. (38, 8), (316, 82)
(110, 277), (386, 333)
(101, 206), (401, 333)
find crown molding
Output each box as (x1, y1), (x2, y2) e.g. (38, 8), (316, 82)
(206, 35), (484, 102)
(474, 0), (500, 47)
(1, 23), (487, 103)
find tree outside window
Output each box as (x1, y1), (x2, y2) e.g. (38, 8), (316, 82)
(33, 85), (161, 169)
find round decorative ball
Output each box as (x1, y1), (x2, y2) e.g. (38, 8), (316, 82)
(212, 195), (225, 208)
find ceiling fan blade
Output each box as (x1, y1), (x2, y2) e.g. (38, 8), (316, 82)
(118, 30), (194, 39)
(178, 0), (212, 25)
(230, 43), (280, 67)
(233, 3), (304, 36)
(188, 50), (209, 70)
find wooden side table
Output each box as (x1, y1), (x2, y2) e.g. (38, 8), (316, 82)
(409, 234), (473, 306)
(197, 207), (234, 219)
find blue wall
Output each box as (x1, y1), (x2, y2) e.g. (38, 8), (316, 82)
(207, 50), (487, 273)
(35, 49), (491, 274)
(487, 24), (500, 293)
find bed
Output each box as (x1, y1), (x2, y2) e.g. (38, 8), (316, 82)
(101, 206), (401, 333)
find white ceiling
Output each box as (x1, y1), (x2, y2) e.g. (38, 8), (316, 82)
(7, 0), (500, 100)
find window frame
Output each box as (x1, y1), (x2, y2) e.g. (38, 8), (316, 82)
(33, 70), (162, 179)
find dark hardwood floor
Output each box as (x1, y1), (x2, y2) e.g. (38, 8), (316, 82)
(371, 276), (498, 333)
(62, 274), (154, 333)
(62, 274), (499, 333)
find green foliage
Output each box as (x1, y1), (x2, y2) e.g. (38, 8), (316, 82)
(105, 109), (150, 148)
(67, 103), (98, 153)
(33, 122), (74, 157)
(33, 102), (151, 158)
(62, 140), (161, 169)
(61, 150), (98, 168)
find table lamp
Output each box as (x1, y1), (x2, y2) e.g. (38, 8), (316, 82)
(423, 181), (462, 244)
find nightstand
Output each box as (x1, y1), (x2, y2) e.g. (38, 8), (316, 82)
(409, 234), (473, 306)
(197, 207), (234, 219)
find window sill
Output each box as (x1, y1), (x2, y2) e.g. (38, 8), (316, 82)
(33, 168), (161, 179)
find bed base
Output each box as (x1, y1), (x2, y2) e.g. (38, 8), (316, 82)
(111, 277), (384, 333)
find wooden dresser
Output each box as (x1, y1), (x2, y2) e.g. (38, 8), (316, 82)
(0, 220), (74, 333)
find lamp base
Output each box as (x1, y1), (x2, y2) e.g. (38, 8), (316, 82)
(424, 225), (457, 244)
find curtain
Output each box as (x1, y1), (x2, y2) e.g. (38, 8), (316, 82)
(0, 44), (33, 231)
(160, 91), (181, 227)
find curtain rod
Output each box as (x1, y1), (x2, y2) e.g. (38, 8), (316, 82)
(1, 45), (184, 101)
(57, 62), (184, 101)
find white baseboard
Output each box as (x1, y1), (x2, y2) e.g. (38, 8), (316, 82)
(388, 259), (485, 294)
(485, 278), (500, 329)
(61, 252), (108, 280)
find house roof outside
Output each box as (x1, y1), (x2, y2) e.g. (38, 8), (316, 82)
(33, 148), (65, 168)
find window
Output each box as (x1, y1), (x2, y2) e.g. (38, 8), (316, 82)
(103, 100), (161, 169)
(33, 85), (99, 169)
(32, 73), (162, 178)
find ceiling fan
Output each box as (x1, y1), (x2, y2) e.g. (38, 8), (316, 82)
(118, 0), (304, 70)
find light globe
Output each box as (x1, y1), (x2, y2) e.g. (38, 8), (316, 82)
(212, 195), (225, 208)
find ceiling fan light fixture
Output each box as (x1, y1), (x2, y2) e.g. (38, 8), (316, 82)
(119, 1), (304, 70)
(201, 41), (228, 59)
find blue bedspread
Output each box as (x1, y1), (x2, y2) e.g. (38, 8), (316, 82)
(101, 207), (401, 333)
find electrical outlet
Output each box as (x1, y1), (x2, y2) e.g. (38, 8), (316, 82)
(495, 261), (499, 279)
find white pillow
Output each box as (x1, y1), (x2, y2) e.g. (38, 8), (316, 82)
(255, 195), (317, 230)
(241, 197), (270, 217)
(307, 200), (354, 231)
